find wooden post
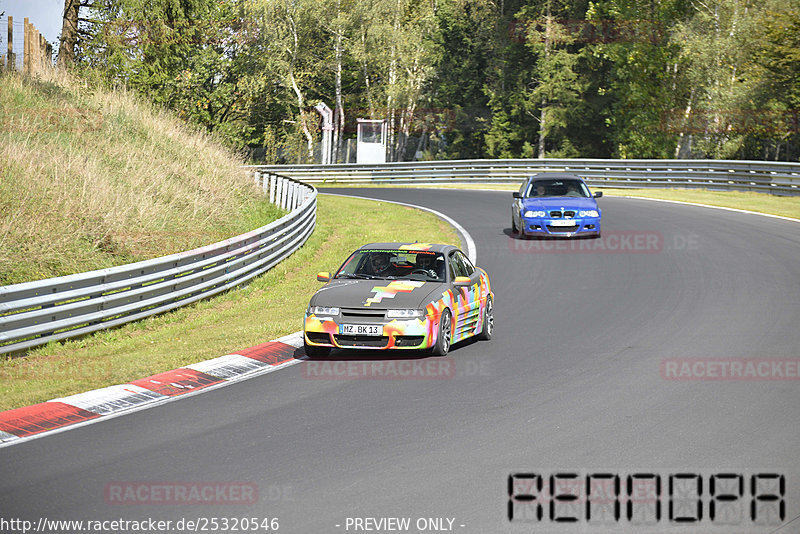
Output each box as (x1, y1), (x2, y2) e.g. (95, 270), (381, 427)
(33, 27), (39, 73)
(36, 29), (42, 73)
(7, 16), (13, 71)
(23, 18), (29, 74)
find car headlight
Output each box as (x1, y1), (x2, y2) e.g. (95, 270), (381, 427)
(309, 306), (339, 316)
(579, 210), (599, 218)
(386, 309), (425, 318)
(523, 210), (546, 218)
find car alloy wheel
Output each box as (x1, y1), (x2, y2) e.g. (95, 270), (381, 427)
(477, 297), (494, 341)
(432, 309), (452, 356)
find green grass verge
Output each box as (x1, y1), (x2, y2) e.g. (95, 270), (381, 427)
(0, 195), (460, 412)
(318, 184), (800, 220)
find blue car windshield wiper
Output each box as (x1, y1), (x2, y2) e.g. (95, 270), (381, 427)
(337, 273), (378, 279)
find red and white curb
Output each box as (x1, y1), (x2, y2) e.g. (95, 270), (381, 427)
(0, 332), (305, 448)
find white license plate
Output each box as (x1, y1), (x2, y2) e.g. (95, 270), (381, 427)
(340, 324), (382, 336)
(550, 219), (577, 226)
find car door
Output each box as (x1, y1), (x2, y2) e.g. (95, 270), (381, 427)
(456, 250), (482, 314)
(449, 250), (481, 338)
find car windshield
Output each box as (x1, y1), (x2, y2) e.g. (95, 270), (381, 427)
(334, 249), (445, 282)
(525, 179), (590, 198)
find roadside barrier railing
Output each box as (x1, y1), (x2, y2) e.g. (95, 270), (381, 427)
(0, 173), (315, 356)
(248, 158), (800, 195)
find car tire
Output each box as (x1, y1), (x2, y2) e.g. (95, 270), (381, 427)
(477, 296), (494, 341)
(304, 341), (331, 358)
(511, 217), (518, 234)
(431, 309), (452, 356)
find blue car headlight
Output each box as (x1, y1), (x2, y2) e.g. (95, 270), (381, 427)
(523, 210), (547, 218)
(578, 210), (599, 218)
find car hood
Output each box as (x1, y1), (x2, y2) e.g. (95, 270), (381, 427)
(309, 279), (443, 310)
(522, 197), (598, 211)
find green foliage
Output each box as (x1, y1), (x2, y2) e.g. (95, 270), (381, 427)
(69, 0), (799, 161)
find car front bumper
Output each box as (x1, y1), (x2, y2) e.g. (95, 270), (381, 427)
(521, 216), (601, 237)
(303, 313), (439, 350)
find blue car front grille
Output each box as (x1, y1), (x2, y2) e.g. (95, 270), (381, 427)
(548, 210), (577, 218)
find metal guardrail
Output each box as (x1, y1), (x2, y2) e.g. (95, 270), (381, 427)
(0, 173), (316, 355)
(248, 158), (800, 195)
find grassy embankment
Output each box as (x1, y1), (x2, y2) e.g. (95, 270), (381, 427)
(0, 69), (283, 285)
(0, 71), (460, 411)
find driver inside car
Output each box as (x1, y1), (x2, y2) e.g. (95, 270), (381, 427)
(367, 252), (398, 276)
(414, 253), (443, 280)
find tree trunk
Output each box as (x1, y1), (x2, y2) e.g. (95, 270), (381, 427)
(537, 2), (552, 159)
(287, 9), (314, 161)
(290, 72), (314, 161)
(675, 89), (695, 158)
(333, 13), (344, 163)
(57, 0), (80, 68)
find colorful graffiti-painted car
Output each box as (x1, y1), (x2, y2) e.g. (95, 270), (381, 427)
(303, 243), (493, 357)
(512, 173), (602, 238)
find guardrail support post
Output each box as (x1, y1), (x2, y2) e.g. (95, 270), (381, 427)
(269, 174), (276, 204)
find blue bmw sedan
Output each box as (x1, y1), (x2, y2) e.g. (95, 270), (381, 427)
(511, 173), (602, 238)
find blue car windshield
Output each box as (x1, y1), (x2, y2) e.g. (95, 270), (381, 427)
(525, 179), (590, 198)
(335, 250), (445, 282)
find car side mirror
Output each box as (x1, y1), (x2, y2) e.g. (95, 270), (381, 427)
(512, 192), (521, 198)
(594, 191), (603, 198)
(453, 276), (472, 286)
(317, 272), (331, 282)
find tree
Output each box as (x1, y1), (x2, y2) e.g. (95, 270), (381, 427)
(523, 0), (584, 158)
(670, 0), (763, 158)
(57, 0), (82, 68)
(586, 0), (691, 158)
(428, 0), (500, 159)
(747, 0), (800, 159)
